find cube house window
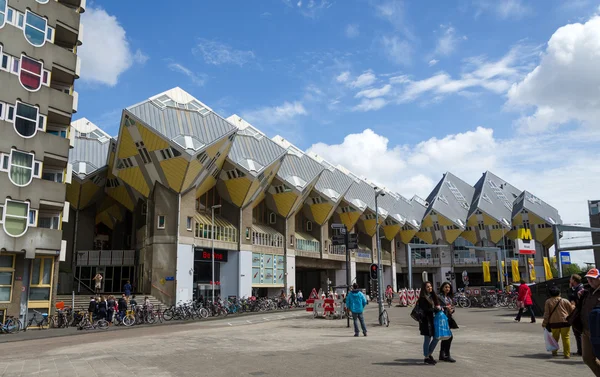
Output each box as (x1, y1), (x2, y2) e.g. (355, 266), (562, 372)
(14, 102), (39, 137)
(19, 55), (43, 91)
(3, 200), (30, 237)
(157, 215), (165, 229)
(186, 216), (192, 231)
(24, 11), (47, 47)
(9, 150), (34, 186)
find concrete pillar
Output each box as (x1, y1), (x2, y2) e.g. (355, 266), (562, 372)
(391, 237), (397, 290)
(286, 253), (296, 292)
(175, 244), (194, 303)
(238, 250), (252, 298)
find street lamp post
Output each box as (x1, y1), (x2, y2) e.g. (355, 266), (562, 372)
(374, 188), (385, 325)
(211, 204), (222, 303)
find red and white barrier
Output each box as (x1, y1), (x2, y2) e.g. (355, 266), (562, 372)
(400, 289), (408, 307)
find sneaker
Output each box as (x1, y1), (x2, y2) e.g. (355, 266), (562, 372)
(363, 332), (367, 337)
(354, 333), (359, 337)
(428, 355), (437, 365)
(424, 358), (436, 365)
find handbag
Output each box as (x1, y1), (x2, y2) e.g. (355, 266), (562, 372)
(545, 300), (562, 331)
(434, 311), (452, 340)
(544, 329), (559, 352)
(411, 304), (425, 322)
(448, 316), (459, 329)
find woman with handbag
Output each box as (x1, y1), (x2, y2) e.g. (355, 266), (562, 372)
(515, 280), (536, 323)
(418, 281), (442, 365)
(542, 286), (573, 358)
(438, 282), (458, 362)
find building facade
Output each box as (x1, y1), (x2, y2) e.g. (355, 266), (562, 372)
(0, 0), (84, 321)
(60, 87), (563, 305)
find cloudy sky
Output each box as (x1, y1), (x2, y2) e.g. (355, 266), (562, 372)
(76, 0), (600, 265)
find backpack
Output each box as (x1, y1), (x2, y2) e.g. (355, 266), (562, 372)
(589, 306), (600, 359)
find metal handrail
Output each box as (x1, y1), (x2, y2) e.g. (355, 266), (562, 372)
(74, 276), (95, 294)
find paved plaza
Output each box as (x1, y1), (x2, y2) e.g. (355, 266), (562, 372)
(0, 306), (592, 377)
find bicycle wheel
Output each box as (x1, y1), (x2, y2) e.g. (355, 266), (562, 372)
(5, 318), (17, 334)
(199, 308), (209, 319)
(146, 311), (157, 324)
(49, 316), (56, 329)
(380, 310), (390, 327)
(123, 315), (135, 327)
(96, 319), (109, 330)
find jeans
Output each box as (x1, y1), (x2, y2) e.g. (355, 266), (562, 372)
(515, 305), (536, 322)
(423, 336), (439, 357)
(352, 312), (367, 335)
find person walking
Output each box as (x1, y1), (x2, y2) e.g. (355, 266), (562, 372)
(542, 286), (573, 358)
(87, 296), (96, 322)
(123, 280), (132, 298)
(568, 274), (584, 356)
(346, 283), (367, 337)
(515, 280), (536, 323)
(107, 295), (116, 325)
(438, 282), (457, 362)
(418, 281), (442, 365)
(93, 272), (103, 294)
(572, 268), (600, 376)
(97, 296), (107, 321)
(118, 294), (128, 323)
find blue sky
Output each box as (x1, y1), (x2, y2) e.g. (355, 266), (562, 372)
(76, 0), (600, 264)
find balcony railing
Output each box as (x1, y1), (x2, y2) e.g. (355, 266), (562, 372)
(195, 223), (237, 243)
(252, 228), (284, 248)
(329, 244), (346, 255)
(297, 239), (320, 253)
(413, 258), (441, 267)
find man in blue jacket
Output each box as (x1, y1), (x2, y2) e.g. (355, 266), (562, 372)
(346, 283), (368, 337)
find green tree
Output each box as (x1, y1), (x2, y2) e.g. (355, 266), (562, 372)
(550, 263), (583, 279)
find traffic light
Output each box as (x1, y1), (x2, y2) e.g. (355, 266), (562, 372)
(370, 263), (378, 280)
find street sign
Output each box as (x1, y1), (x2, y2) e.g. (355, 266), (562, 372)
(560, 251), (571, 265)
(370, 264), (378, 280)
(332, 234), (346, 246)
(331, 223), (346, 230)
(347, 233), (358, 249)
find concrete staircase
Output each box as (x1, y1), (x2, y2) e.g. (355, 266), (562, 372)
(55, 295), (167, 311)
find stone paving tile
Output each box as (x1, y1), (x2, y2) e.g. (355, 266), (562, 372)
(0, 307), (591, 376)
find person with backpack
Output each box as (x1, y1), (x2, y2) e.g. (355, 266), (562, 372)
(572, 268), (600, 375)
(542, 286), (573, 358)
(515, 280), (536, 323)
(346, 283), (367, 337)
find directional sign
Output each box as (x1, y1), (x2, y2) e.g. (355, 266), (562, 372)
(332, 234), (346, 246)
(347, 233), (358, 249)
(331, 223), (346, 230)
(560, 251), (571, 265)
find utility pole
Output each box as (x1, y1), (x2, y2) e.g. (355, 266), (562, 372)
(374, 188), (384, 326)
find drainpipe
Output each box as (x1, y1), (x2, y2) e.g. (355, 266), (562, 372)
(238, 207), (243, 297)
(175, 193), (181, 304)
(72, 188), (82, 293)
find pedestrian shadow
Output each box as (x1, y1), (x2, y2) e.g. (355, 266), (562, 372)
(510, 353), (553, 360)
(372, 359), (427, 366)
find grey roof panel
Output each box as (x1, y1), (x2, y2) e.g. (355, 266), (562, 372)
(127, 102), (236, 154)
(228, 132), (286, 177)
(344, 179), (377, 212)
(513, 190), (562, 225)
(409, 196), (428, 228)
(68, 137), (110, 176)
(470, 171), (521, 225)
(314, 165), (354, 202)
(277, 153), (324, 191)
(425, 172), (475, 228)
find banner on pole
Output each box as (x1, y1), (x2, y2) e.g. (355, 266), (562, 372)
(528, 258), (536, 281)
(511, 259), (520, 282)
(482, 261), (491, 283)
(543, 257), (553, 281)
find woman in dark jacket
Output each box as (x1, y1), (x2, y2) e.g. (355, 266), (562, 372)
(97, 296), (107, 321)
(106, 296), (116, 324)
(418, 281), (441, 365)
(438, 282), (457, 362)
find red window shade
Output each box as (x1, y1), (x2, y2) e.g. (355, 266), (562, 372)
(21, 56), (42, 75)
(20, 71), (41, 91)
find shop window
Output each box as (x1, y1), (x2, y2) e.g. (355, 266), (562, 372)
(3, 199), (30, 237)
(19, 55), (43, 91)
(29, 257), (53, 301)
(0, 254), (14, 302)
(24, 10), (48, 47)
(157, 215), (165, 229)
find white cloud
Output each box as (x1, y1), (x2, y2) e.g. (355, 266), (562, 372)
(474, 0), (530, 19)
(355, 84), (392, 99)
(336, 71), (351, 83)
(507, 16), (600, 133)
(242, 101), (307, 126)
(350, 71), (377, 88)
(397, 46), (531, 103)
(429, 59), (439, 67)
(435, 25), (461, 56)
(380, 35), (412, 65)
(78, 7), (146, 86)
(168, 63), (207, 86)
(307, 126), (600, 264)
(352, 98), (388, 112)
(283, 0), (332, 18)
(193, 39), (255, 66)
(345, 24), (360, 38)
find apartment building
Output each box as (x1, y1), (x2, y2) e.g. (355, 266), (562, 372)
(61, 87), (563, 305)
(0, 0), (84, 321)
